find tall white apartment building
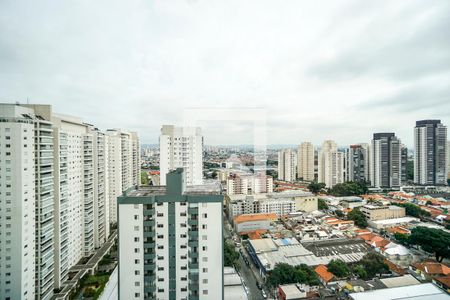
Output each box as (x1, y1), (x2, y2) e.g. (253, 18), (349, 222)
(118, 168), (223, 300)
(0, 103), (139, 299)
(414, 120), (447, 185)
(278, 149), (297, 182)
(159, 125), (203, 186)
(370, 133), (402, 189)
(0, 105), (38, 300)
(106, 129), (140, 224)
(297, 142), (315, 181)
(318, 140), (344, 188)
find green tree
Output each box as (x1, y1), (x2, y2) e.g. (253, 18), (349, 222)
(308, 182), (326, 194)
(347, 208), (368, 228)
(408, 227), (450, 262)
(267, 263), (319, 287)
(318, 198), (329, 210)
(140, 170), (149, 185)
(328, 181), (368, 197)
(394, 233), (410, 245)
(327, 259), (350, 278)
(358, 252), (389, 279)
(224, 240), (239, 268)
(352, 265), (368, 280)
(335, 210), (344, 218)
(393, 203), (431, 219)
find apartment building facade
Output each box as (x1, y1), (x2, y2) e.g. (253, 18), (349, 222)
(226, 191), (318, 220)
(346, 143), (370, 184)
(360, 205), (405, 221)
(226, 173), (273, 195)
(159, 125), (203, 186)
(118, 168), (223, 300)
(278, 149), (297, 182)
(297, 142), (315, 181)
(318, 140), (344, 188)
(0, 103), (139, 299)
(106, 129), (140, 224)
(414, 120), (447, 185)
(370, 133), (402, 189)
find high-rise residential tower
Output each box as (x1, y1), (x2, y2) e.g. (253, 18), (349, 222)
(370, 133), (402, 189)
(346, 143), (370, 183)
(0, 105), (39, 300)
(278, 149), (297, 182)
(318, 140), (344, 188)
(447, 141), (450, 180)
(297, 142), (315, 181)
(159, 125), (203, 186)
(0, 103), (139, 299)
(401, 145), (408, 185)
(414, 120), (447, 185)
(118, 168), (223, 300)
(106, 129), (140, 224)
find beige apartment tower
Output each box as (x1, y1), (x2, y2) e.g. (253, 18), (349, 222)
(298, 142), (315, 181)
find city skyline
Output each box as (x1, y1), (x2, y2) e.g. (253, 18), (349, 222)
(1, 1), (449, 145)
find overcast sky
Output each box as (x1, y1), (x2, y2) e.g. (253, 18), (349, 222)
(1, 0), (449, 147)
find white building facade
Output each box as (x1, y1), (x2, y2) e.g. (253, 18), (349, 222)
(278, 149), (297, 182)
(159, 125), (203, 186)
(118, 169), (223, 300)
(0, 103), (139, 299)
(318, 140), (344, 188)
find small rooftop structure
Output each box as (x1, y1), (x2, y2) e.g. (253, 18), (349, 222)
(379, 274), (420, 288)
(314, 265), (335, 284)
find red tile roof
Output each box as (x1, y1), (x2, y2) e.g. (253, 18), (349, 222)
(413, 262), (450, 276)
(314, 265), (334, 283)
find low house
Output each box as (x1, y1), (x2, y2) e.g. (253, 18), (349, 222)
(314, 265), (336, 286)
(410, 261), (450, 281)
(432, 276), (450, 293)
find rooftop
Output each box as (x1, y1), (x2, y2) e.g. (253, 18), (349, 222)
(413, 261), (450, 276)
(234, 213), (277, 224)
(379, 274), (420, 288)
(349, 283), (448, 300)
(314, 265), (334, 282)
(251, 238), (369, 270)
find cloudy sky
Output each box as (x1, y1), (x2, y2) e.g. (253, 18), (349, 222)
(1, 0), (449, 147)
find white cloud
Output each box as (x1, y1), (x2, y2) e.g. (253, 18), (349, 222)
(0, 0), (449, 147)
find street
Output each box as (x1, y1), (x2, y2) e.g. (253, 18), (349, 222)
(224, 213), (268, 300)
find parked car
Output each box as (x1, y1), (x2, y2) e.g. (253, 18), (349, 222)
(261, 290), (267, 299)
(256, 282), (263, 290)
